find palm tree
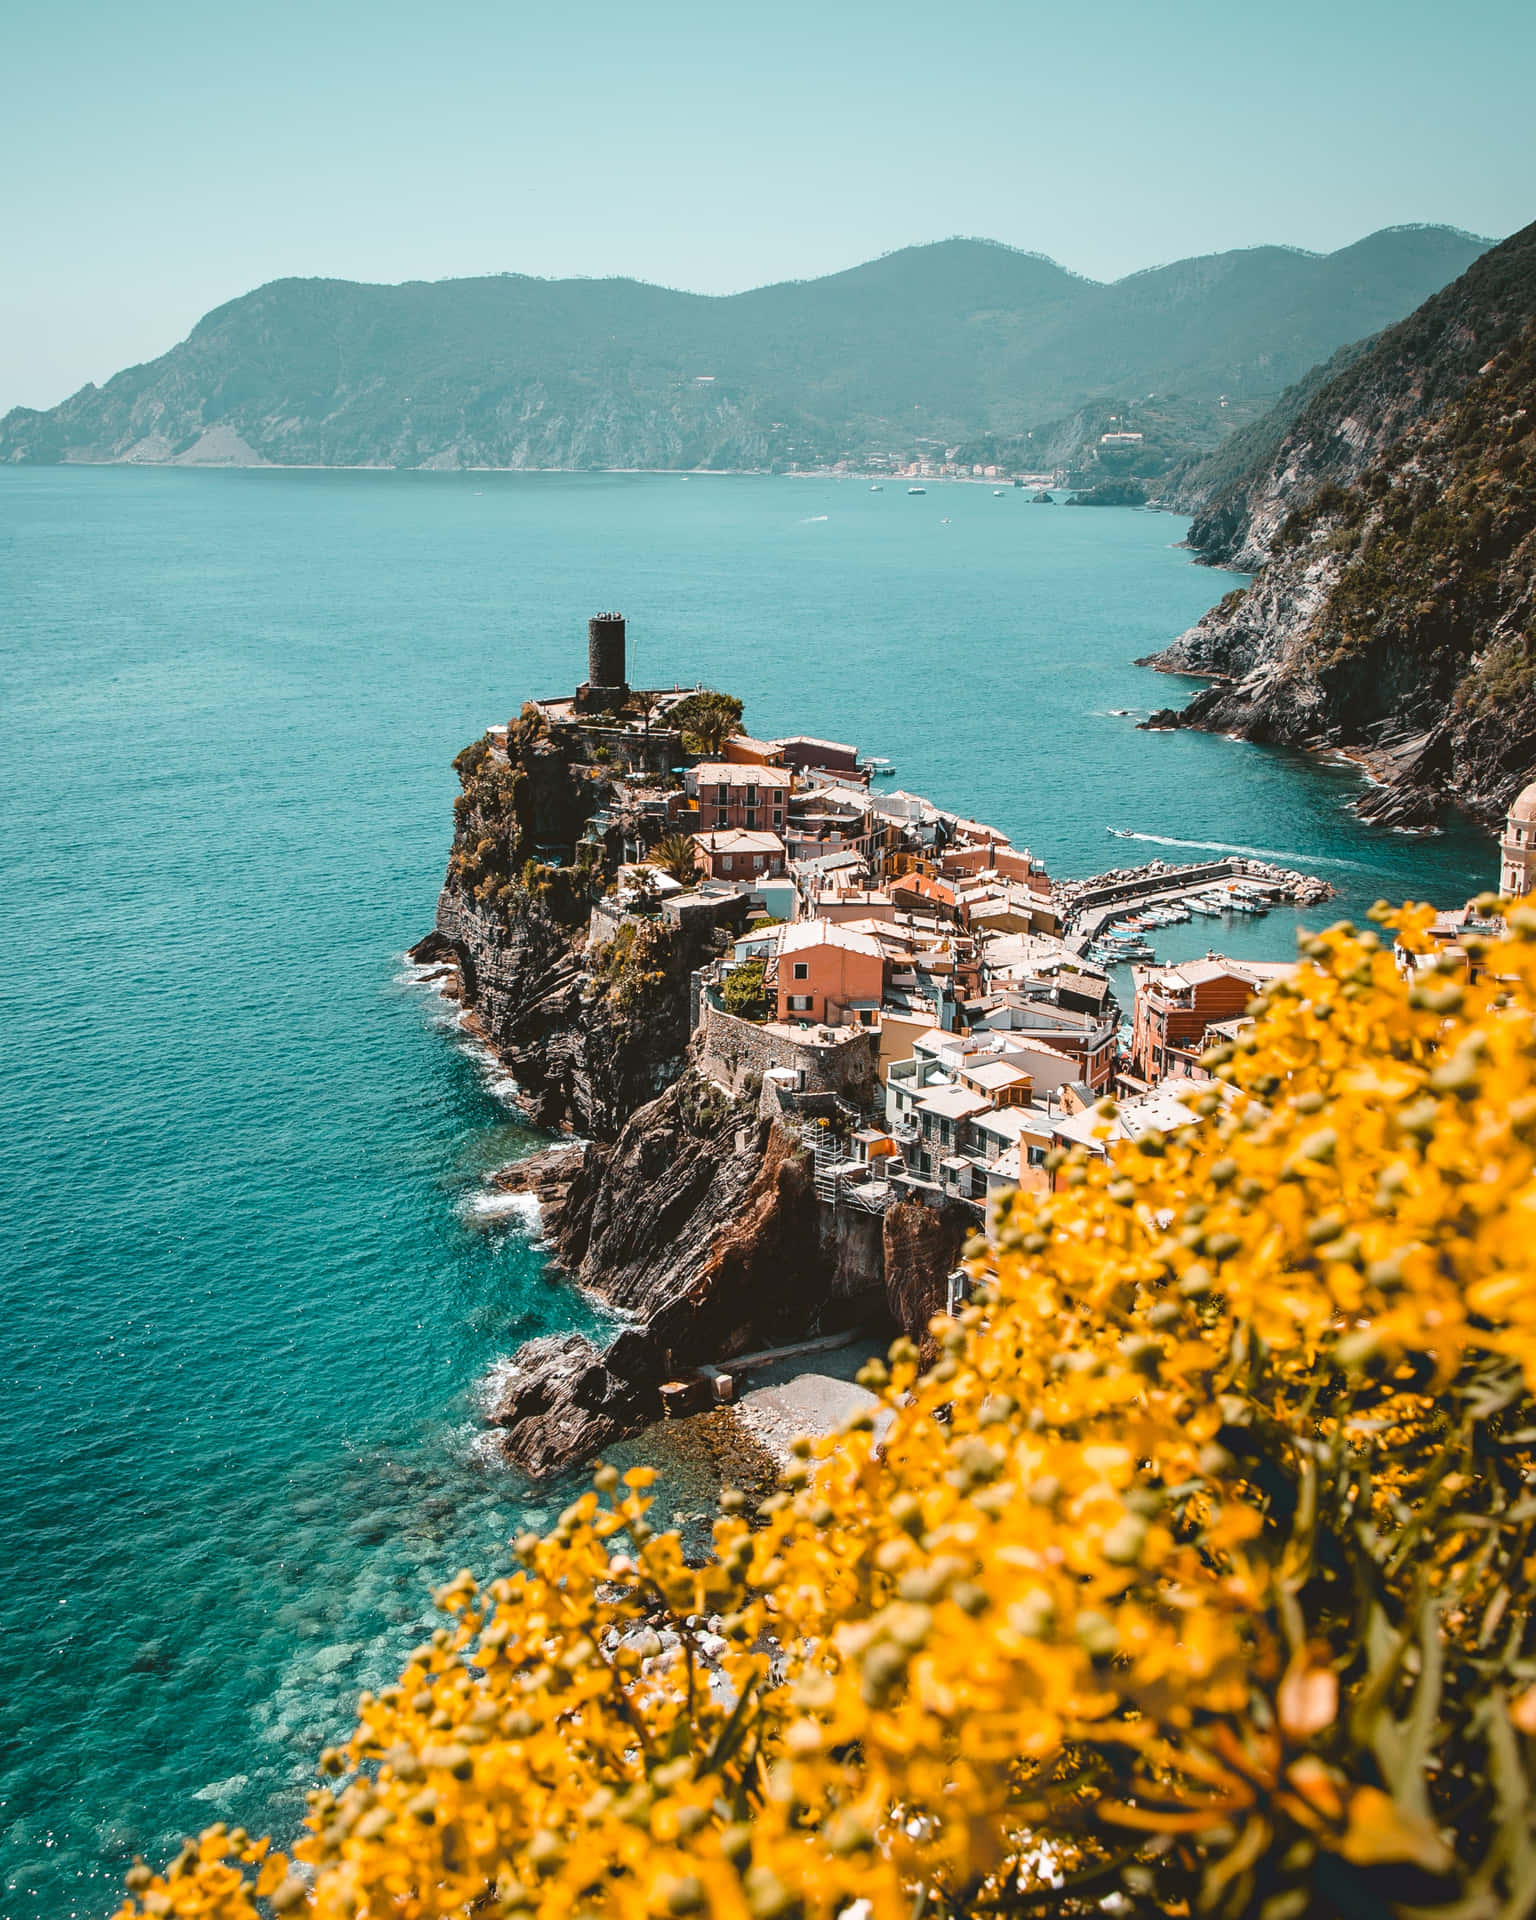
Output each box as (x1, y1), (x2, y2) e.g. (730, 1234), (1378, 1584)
(668, 690), (743, 759)
(629, 688), (662, 739)
(652, 833), (700, 886)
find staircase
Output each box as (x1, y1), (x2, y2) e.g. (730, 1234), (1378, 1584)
(802, 1121), (842, 1203)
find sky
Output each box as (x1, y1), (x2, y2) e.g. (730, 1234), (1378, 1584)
(3, 0), (1532, 414)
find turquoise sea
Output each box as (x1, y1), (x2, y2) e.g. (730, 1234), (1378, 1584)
(0, 468), (1492, 1915)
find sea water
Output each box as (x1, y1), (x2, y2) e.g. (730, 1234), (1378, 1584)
(0, 468), (1491, 1914)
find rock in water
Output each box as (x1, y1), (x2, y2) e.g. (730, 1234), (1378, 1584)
(486, 1330), (662, 1478)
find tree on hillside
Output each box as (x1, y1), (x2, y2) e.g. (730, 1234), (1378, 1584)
(720, 956), (767, 1020)
(668, 690), (743, 758)
(651, 833), (700, 886)
(115, 902), (1536, 1920)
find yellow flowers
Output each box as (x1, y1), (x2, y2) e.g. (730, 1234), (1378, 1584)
(116, 906), (1536, 1918)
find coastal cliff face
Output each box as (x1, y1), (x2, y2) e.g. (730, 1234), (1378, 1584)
(419, 708), (890, 1475)
(483, 1076), (834, 1474)
(1143, 219), (1536, 826)
(419, 713), (701, 1137)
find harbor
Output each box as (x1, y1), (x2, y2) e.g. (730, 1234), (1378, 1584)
(1055, 855), (1336, 964)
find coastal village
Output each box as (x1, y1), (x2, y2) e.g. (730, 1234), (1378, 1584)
(480, 616), (1528, 1244)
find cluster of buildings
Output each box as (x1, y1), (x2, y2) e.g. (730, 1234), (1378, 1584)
(674, 736), (1300, 1212)
(514, 617), (1536, 1224)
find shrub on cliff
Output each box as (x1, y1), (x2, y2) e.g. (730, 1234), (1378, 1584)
(117, 906), (1536, 1920)
(591, 919), (677, 1019)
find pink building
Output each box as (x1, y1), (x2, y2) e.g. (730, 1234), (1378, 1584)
(693, 829), (786, 881)
(686, 763), (791, 835)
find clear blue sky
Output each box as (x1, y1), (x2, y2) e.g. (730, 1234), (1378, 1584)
(4, 0), (1530, 413)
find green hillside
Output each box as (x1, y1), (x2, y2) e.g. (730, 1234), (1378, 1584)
(0, 227), (1492, 473)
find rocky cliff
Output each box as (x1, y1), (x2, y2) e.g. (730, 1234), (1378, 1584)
(420, 706), (971, 1475)
(482, 1082), (828, 1474)
(483, 1089), (979, 1475)
(1141, 218), (1536, 826)
(414, 711), (713, 1136)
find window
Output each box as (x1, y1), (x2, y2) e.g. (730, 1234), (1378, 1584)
(754, 855), (765, 870)
(792, 961), (809, 980)
(717, 785), (729, 804)
(745, 810), (758, 829)
(745, 785), (758, 806)
(787, 993), (813, 1012)
(722, 856), (733, 872)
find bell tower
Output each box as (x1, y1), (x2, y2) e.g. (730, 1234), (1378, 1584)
(1500, 781), (1536, 899)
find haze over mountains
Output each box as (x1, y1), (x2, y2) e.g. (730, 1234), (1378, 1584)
(0, 227), (1491, 475)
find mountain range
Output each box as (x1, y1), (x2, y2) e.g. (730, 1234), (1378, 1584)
(0, 227), (1492, 474)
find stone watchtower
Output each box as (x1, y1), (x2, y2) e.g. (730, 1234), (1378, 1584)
(576, 612), (629, 712)
(1501, 781), (1536, 899)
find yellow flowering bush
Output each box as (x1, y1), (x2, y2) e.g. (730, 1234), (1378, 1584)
(119, 906), (1536, 1920)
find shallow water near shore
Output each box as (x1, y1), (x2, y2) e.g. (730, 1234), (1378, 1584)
(0, 468), (1491, 1914)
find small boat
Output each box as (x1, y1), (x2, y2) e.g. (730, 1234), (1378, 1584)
(908, 486), (926, 495)
(870, 484), (883, 492)
(861, 757), (897, 778)
(993, 488), (1005, 496)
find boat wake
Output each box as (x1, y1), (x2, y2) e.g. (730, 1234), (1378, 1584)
(1104, 829), (1369, 872)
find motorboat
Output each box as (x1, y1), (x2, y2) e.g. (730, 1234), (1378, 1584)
(908, 486), (927, 495)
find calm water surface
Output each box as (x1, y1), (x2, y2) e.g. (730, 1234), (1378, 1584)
(0, 469), (1491, 1914)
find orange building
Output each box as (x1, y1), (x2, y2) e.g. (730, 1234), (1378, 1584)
(723, 736), (786, 768)
(890, 872), (958, 920)
(771, 921), (885, 1027)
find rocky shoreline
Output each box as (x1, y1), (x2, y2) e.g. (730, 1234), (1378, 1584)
(409, 930), (962, 1479)
(1134, 221), (1536, 830)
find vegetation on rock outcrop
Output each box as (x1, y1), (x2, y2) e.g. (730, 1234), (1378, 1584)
(114, 902), (1536, 1919)
(1146, 218), (1536, 820)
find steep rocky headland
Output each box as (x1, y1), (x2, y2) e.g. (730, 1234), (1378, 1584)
(1141, 218), (1536, 828)
(415, 693), (967, 1475)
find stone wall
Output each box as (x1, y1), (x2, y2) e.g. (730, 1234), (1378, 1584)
(698, 999), (880, 1105)
(1071, 860), (1240, 913)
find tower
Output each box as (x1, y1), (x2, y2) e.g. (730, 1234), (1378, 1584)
(584, 612), (628, 708)
(1500, 780), (1536, 898)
